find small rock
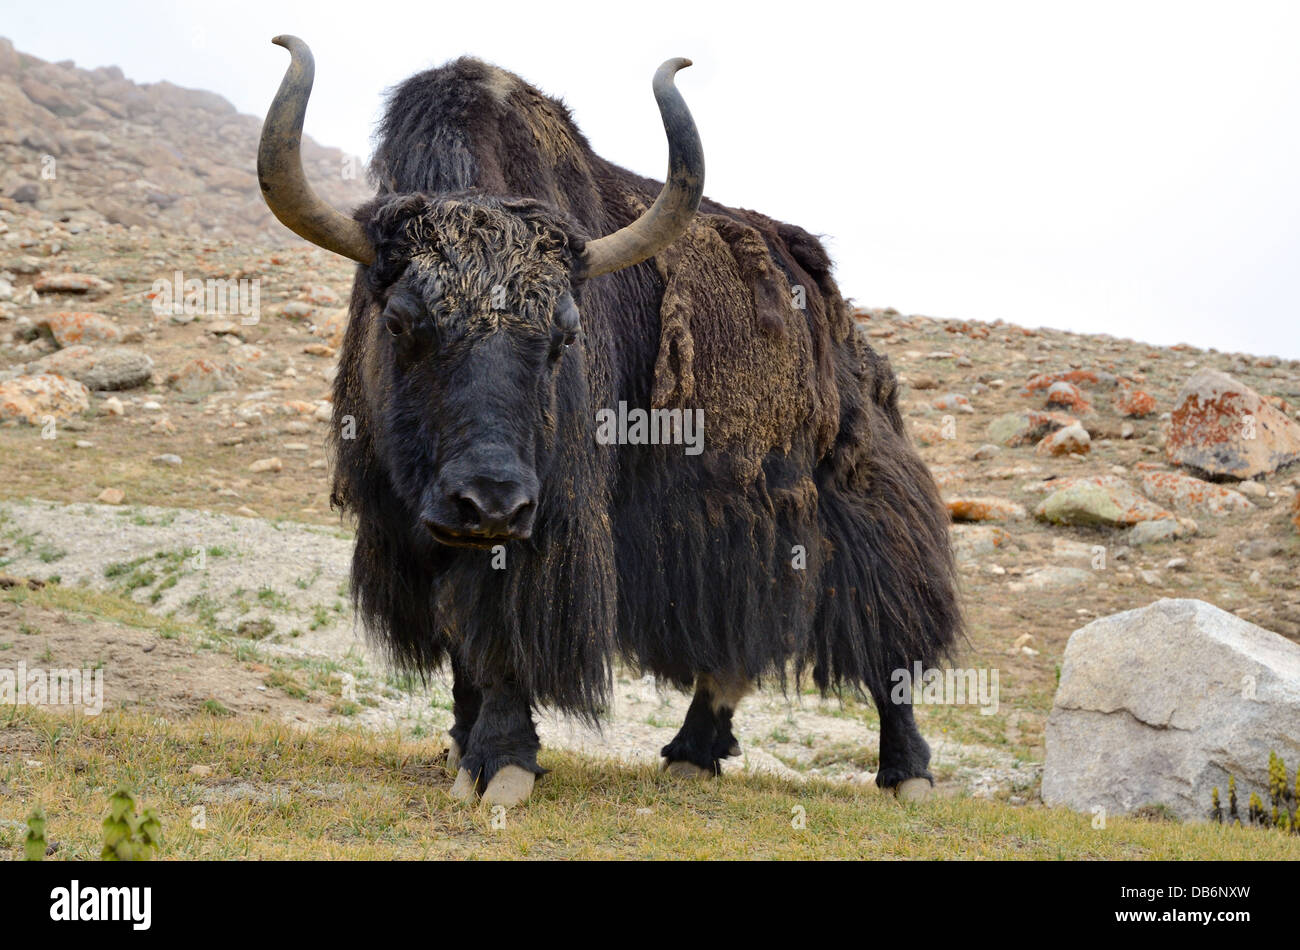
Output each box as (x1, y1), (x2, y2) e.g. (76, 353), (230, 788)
(945, 496), (1026, 522)
(248, 457), (283, 473)
(152, 453), (182, 467)
(1035, 423), (1091, 457)
(33, 273), (113, 295)
(97, 487), (125, 505)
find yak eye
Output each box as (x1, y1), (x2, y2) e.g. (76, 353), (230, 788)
(384, 315), (404, 337)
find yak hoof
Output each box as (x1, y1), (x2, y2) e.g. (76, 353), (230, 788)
(895, 777), (933, 802)
(449, 768), (477, 801)
(482, 765), (535, 808)
(662, 760), (712, 779)
(444, 736), (462, 775)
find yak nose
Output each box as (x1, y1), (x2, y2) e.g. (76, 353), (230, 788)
(439, 477), (536, 540)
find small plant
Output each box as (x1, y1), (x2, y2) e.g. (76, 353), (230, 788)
(1212, 752), (1298, 834)
(200, 698), (234, 718)
(101, 785), (161, 861)
(24, 807), (47, 861)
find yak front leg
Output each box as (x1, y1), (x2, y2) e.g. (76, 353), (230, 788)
(450, 675), (543, 807)
(444, 655), (480, 775)
(661, 673), (751, 778)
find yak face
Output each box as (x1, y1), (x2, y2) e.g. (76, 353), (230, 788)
(362, 195), (584, 549)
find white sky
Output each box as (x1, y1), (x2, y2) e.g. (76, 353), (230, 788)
(6, 0), (1299, 358)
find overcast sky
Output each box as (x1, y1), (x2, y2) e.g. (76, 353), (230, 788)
(6, 0), (1298, 358)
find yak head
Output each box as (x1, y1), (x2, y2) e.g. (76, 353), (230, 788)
(355, 195), (580, 547)
(256, 35), (704, 548)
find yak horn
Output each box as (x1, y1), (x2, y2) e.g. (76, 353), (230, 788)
(258, 35), (374, 265)
(578, 58), (704, 279)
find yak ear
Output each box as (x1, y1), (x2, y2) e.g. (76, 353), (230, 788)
(360, 195), (429, 290)
(555, 292), (580, 332)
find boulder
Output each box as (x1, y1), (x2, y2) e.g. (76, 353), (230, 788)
(37, 311), (122, 346)
(1034, 476), (1175, 527)
(0, 373), (90, 423)
(1043, 599), (1300, 822)
(37, 345), (153, 390)
(1140, 470), (1255, 517)
(1167, 369), (1300, 479)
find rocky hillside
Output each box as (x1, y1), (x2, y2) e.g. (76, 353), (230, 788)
(0, 36), (371, 245)
(0, 36), (1298, 823)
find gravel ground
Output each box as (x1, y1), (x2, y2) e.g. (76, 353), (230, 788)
(0, 497), (1038, 797)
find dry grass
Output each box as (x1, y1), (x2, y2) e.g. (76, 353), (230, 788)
(2, 708), (1298, 860)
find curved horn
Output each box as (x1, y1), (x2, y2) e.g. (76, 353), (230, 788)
(258, 35), (374, 265)
(578, 58), (704, 279)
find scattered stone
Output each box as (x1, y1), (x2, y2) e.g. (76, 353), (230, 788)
(1114, 385), (1157, 418)
(987, 409), (1078, 447)
(167, 358), (235, 395)
(32, 273), (113, 295)
(911, 421), (944, 446)
(1043, 599), (1300, 822)
(1129, 518), (1181, 546)
(946, 496), (1026, 522)
(1034, 477), (1175, 527)
(36, 311), (122, 346)
(1035, 423), (1091, 457)
(248, 457), (283, 474)
(932, 392), (973, 413)
(0, 373), (90, 424)
(1139, 470), (1255, 517)
(1008, 566), (1092, 593)
(37, 345), (152, 390)
(949, 524), (1014, 562)
(970, 443), (1001, 461)
(1236, 538), (1283, 560)
(152, 453), (182, 466)
(96, 488), (125, 505)
(1166, 368), (1300, 479)
(1236, 480), (1267, 498)
(1044, 381), (1092, 414)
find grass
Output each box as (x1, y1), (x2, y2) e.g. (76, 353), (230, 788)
(2, 708), (1298, 860)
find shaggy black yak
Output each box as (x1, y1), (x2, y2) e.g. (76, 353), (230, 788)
(258, 36), (960, 806)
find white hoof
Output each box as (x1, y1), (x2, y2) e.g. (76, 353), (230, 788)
(449, 768), (477, 801)
(895, 777), (933, 802)
(481, 765), (536, 808)
(662, 760), (712, 779)
(444, 736), (461, 774)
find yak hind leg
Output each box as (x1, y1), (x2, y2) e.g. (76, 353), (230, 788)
(661, 674), (751, 778)
(870, 688), (934, 800)
(451, 676), (543, 807)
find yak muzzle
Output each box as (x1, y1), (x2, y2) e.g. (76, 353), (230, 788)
(423, 472), (538, 547)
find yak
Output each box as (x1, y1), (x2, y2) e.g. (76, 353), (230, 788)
(257, 35), (961, 806)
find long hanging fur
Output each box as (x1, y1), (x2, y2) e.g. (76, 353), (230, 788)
(333, 56), (961, 720)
